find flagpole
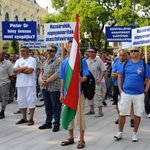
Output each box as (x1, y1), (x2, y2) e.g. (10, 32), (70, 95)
(79, 72), (83, 146)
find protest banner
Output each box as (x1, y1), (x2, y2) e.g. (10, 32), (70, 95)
(122, 42), (132, 49)
(106, 26), (135, 42)
(2, 21), (37, 41)
(23, 35), (48, 49)
(44, 22), (76, 43)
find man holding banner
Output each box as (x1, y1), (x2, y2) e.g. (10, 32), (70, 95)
(59, 15), (89, 149)
(115, 46), (150, 142)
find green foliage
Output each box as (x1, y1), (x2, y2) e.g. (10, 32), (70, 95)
(7, 41), (19, 54)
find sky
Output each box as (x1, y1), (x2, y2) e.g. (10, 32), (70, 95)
(36, 0), (56, 13)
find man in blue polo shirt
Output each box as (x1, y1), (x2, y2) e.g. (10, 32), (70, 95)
(59, 40), (89, 149)
(114, 46), (150, 142)
(111, 49), (126, 124)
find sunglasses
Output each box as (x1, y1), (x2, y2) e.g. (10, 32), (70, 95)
(89, 51), (94, 53)
(131, 50), (139, 53)
(47, 49), (56, 52)
(85, 54), (89, 55)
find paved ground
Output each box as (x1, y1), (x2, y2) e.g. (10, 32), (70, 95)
(0, 98), (150, 150)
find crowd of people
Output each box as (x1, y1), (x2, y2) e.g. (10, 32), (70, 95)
(0, 40), (150, 148)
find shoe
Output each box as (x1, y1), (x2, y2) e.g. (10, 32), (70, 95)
(14, 110), (21, 114)
(114, 132), (123, 140)
(0, 112), (5, 119)
(95, 112), (104, 117)
(85, 110), (95, 115)
(53, 126), (59, 132)
(8, 101), (11, 104)
(102, 100), (107, 106)
(112, 102), (115, 105)
(115, 119), (119, 124)
(132, 132), (138, 142)
(40, 99), (44, 101)
(147, 114), (150, 118)
(39, 124), (52, 129)
(110, 97), (113, 101)
(130, 119), (134, 127)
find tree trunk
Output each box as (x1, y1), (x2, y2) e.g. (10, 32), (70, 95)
(97, 23), (104, 50)
(91, 29), (94, 47)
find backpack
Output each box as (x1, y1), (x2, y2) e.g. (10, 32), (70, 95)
(81, 59), (95, 100)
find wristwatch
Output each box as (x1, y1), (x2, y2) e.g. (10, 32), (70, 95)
(119, 89), (122, 91)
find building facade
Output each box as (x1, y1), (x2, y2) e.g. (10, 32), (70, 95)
(0, 0), (48, 51)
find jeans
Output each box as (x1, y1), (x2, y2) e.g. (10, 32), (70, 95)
(42, 89), (61, 127)
(106, 77), (112, 99)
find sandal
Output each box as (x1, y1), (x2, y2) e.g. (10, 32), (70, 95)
(16, 119), (28, 124)
(61, 138), (74, 146)
(27, 119), (34, 126)
(77, 140), (85, 149)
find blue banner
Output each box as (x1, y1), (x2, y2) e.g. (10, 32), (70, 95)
(2, 21), (37, 41)
(106, 26), (135, 42)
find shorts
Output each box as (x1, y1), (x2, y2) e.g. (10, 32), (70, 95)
(100, 82), (107, 93)
(88, 83), (103, 107)
(118, 91), (144, 117)
(113, 86), (120, 105)
(17, 86), (37, 109)
(0, 83), (9, 106)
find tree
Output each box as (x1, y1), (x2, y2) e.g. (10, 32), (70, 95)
(7, 41), (19, 54)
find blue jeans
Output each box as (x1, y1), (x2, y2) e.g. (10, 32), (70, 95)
(106, 77), (112, 98)
(42, 89), (61, 127)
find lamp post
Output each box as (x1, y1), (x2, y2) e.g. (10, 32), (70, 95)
(84, 31), (89, 50)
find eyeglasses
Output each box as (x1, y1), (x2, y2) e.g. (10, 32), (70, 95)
(47, 49), (56, 52)
(131, 50), (139, 53)
(85, 54), (89, 55)
(89, 51), (94, 53)
(20, 50), (26, 52)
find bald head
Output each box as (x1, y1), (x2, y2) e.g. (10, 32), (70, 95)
(131, 46), (139, 51)
(0, 50), (5, 62)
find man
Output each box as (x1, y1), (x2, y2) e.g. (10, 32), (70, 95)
(84, 51), (89, 60)
(59, 48), (68, 60)
(102, 51), (113, 100)
(0, 51), (14, 119)
(86, 47), (106, 117)
(126, 52), (131, 61)
(39, 45), (62, 132)
(8, 53), (17, 103)
(114, 46), (150, 142)
(5, 53), (10, 61)
(13, 46), (37, 125)
(111, 50), (126, 124)
(59, 40), (89, 148)
(16, 53), (19, 60)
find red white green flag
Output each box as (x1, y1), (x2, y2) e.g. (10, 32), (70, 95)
(62, 14), (80, 130)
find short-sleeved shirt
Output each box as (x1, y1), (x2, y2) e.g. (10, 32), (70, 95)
(59, 58), (89, 97)
(14, 56), (36, 87)
(87, 57), (106, 80)
(114, 57), (120, 64)
(41, 57), (62, 92)
(102, 58), (112, 77)
(0, 59), (13, 87)
(112, 61), (124, 86)
(118, 59), (150, 95)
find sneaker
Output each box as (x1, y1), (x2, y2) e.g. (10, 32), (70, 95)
(114, 132), (123, 140)
(53, 126), (60, 132)
(14, 110), (21, 114)
(132, 132), (138, 142)
(102, 100), (107, 106)
(39, 124), (52, 129)
(85, 110), (95, 115)
(0, 112), (5, 119)
(95, 112), (104, 117)
(147, 114), (150, 118)
(110, 97), (113, 101)
(130, 119), (134, 127)
(115, 119), (119, 124)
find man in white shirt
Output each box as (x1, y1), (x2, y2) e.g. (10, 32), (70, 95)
(13, 46), (37, 126)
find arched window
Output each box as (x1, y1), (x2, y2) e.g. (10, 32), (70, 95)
(24, 18), (26, 21)
(37, 24), (40, 35)
(5, 13), (9, 21)
(14, 15), (18, 21)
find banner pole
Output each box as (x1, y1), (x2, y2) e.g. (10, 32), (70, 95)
(145, 46), (147, 63)
(79, 72), (82, 146)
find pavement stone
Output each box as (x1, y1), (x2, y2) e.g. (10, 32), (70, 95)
(0, 98), (150, 150)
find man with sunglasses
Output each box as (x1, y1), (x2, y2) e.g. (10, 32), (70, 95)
(39, 45), (62, 132)
(114, 46), (150, 142)
(86, 47), (106, 117)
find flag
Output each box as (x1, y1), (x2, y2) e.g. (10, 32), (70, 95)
(62, 14), (80, 130)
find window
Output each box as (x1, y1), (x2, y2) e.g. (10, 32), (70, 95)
(114, 42), (118, 47)
(5, 13), (9, 21)
(14, 15), (18, 21)
(37, 24), (40, 35)
(24, 18), (26, 21)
